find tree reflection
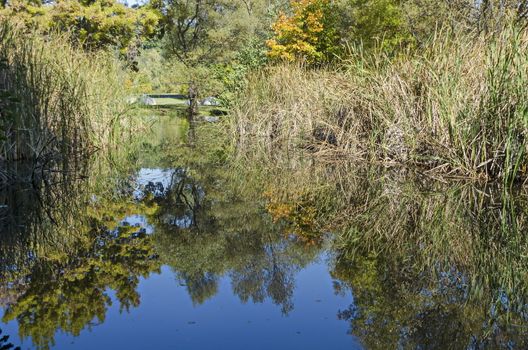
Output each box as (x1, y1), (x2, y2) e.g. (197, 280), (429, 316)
(232, 159), (528, 348)
(333, 253), (528, 349)
(146, 164), (319, 314)
(0, 120), (325, 350)
(0, 169), (161, 350)
(2, 226), (160, 350)
(322, 165), (528, 349)
(9, 115), (528, 350)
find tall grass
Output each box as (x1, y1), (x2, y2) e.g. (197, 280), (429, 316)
(0, 21), (129, 170)
(233, 26), (528, 184)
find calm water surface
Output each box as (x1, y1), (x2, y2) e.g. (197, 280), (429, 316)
(0, 116), (361, 349)
(2, 114), (528, 349)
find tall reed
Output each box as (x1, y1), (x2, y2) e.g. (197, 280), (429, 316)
(232, 26), (528, 184)
(0, 21), (129, 167)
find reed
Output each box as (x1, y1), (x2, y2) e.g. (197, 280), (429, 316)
(0, 21), (130, 172)
(232, 25), (528, 184)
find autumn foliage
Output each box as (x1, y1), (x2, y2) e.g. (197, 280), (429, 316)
(266, 0), (340, 64)
(263, 187), (323, 245)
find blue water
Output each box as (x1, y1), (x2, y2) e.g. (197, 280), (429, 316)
(0, 158), (362, 349)
(2, 261), (362, 349)
(6, 116), (527, 349)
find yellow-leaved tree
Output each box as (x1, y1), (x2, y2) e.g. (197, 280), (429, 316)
(266, 0), (340, 64)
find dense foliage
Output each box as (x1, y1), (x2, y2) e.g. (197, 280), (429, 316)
(266, 0), (340, 63)
(0, 0), (159, 55)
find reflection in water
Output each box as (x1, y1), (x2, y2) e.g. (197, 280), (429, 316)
(0, 116), (325, 349)
(268, 163), (528, 349)
(133, 168), (179, 200)
(2, 114), (528, 349)
(136, 162), (318, 313)
(0, 327), (19, 350)
(0, 173), (161, 349)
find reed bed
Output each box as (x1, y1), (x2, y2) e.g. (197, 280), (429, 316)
(0, 21), (130, 178)
(232, 26), (528, 184)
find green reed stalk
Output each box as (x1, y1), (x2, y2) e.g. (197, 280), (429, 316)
(0, 21), (130, 166)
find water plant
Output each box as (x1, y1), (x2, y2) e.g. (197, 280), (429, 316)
(233, 25), (528, 185)
(0, 21), (132, 179)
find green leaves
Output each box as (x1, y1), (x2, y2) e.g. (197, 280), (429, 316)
(338, 0), (413, 53)
(1, 0), (161, 54)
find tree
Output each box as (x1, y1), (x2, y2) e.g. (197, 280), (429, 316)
(337, 0), (412, 52)
(0, 0), (160, 55)
(266, 0), (341, 64)
(161, 0), (275, 65)
(159, 0), (277, 110)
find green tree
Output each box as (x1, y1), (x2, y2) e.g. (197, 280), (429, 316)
(161, 0), (276, 65)
(0, 0), (160, 55)
(157, 0), (280, 102)
(337, 0), (412, 52)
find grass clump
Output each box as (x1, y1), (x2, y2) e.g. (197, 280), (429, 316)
(233, 26), (528, 184)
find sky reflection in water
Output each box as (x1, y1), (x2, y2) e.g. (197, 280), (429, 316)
(5, 263), (359, 350)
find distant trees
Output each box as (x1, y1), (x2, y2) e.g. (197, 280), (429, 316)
(161, 0), (276, 65)
(265, 0), (528, 63)
(4, 0), (524, 91)
(264, 0), (413, 63)
(154, 0), (278, 103)
(0, 0), (160, 55)
(339, 0), (412, 51)
(161, 0), (217, 65)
